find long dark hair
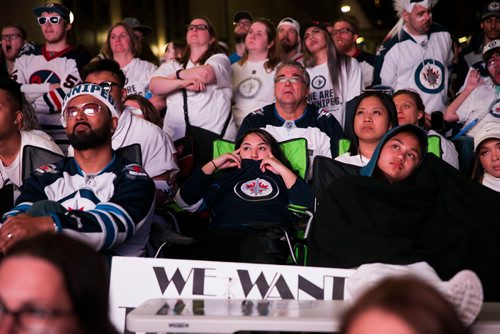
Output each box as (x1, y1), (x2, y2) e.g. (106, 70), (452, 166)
(301, 24), (351, 98)
(236, 128), (294, 172)
(179, 16), (223, 67)
(348, 91), (398, 155)
(6, 234), (118, 334)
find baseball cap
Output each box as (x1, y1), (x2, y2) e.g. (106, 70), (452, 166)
(278, 17), (300, 34)
(122, 17), (153, 36)
(233, 10), (252, 23)
(481, 1), (500, 20)
(482, 39), (500, 60)
(300, 21), (329, 41)
(61, 83), (120, 127)
(33, 2), (72, 23)
(473, 121), (500, 150)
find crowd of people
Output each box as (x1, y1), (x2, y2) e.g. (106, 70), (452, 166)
(0, 0), (500, 331)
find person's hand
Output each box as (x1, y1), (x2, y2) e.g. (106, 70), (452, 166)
(465, 69), (483, 91)
(213, 149), (242, 170)
(183, 78), (205, 92)
(260, 154), (287, 175)
(202, 149), (242, 174)
(0, 214), (55, 253)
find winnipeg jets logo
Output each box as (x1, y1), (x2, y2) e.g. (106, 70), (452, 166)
(490, 99), (500, 118)
(415, 59), (445, 94)
(234, 176), (279, 201)
(311, 75), (326, 89)
(236, 77), (262, 99)
(422, 65), (440, 88)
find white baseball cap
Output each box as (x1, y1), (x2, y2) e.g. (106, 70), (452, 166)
(483, 39), (500, 59)
(277, 17), (300, 34)
(473, 121), (500, 151)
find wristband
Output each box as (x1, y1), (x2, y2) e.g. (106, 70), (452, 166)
(176, 69), (183, 80)
(211, 160), (218, 170)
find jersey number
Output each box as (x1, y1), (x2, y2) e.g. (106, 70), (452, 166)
(63, 74), (79, 88)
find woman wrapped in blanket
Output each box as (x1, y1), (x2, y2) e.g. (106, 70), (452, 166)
(174, 128), (314, 264)
(309, 124), (500, 302)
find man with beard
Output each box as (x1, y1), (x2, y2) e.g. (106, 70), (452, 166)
(276, 17), (303, 62)
(0, 24), (33, 76)
(11, 2), (90, 152)
(0, 83), (156, 257)
(373, 0), (453, 126)
(329, 17), (374, 89)
(229, 10), (252, 64)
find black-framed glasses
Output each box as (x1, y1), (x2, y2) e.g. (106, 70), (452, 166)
(0, 300), (73, 331)
(63, 103), (103, 119)
(187, 24), (208, 31)
(331, 28), (353, 36)
(97, 81), (121, 93)
(1, 34), (22, 41)
(37, 16), (62, 25)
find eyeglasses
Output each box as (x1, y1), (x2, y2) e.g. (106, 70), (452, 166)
(96, 81), (121, 93)
(37, 16), (62, 25)
(1, 34), (22, 41)
(331, 28), (353, 36)
(63, 102), (103, 119)
(275, 76), (305, 85)
(0, 300), (72, 331)
(303, 28), (322, 40)
(187, 24), (208, 31)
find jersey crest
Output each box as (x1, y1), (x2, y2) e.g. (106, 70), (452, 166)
(234, 176), (279, 201)
(30, 70), (61, 84)
(414, 59), (445, 94)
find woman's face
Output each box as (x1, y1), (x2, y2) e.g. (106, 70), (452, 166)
(393, 93), (423, 126)
(377, 132), (423, 184)
(347, 308), (416, 334)
(239, 133), (272, 160)
(187, 18), (212, 47)
(354, 96), (391, 144)
(478, 138), (500, 177)
(110, 25), (132, 55)
(245, 22), (272, 54)
(0, 256), (81, 334)
(303, 26), (327, 54)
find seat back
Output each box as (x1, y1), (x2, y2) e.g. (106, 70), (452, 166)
(312, 156), (361, 202)
(115, 143), (142, 165)
(21, 145), (65, 181)
(212, 137), (309, 180)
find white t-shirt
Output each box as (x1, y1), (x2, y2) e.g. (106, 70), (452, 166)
(335, 152), (369, 167)
(231, 59), (276, 127)
(150, 53), (237, 142)
(122, 58), (157, 96)
(482, 173), (500, 192)
(455, 83), (500, 138)
(305, 58), (362, 128)
(112, 107), (178, 178)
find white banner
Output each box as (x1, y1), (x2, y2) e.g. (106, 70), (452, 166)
(109, 257), (354, 333)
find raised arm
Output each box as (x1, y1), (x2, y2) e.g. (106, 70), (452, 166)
(444, 69), (483, 122)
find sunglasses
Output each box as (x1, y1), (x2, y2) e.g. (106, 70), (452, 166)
(187, 24), (208, 31)
(64, 103), (103, 119)
(37, 16), (62, 25)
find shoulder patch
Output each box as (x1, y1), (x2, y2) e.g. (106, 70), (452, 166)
(35, 163), (59, 175)
(123, 163), (149, 178)
(251, 108), (265, 116)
